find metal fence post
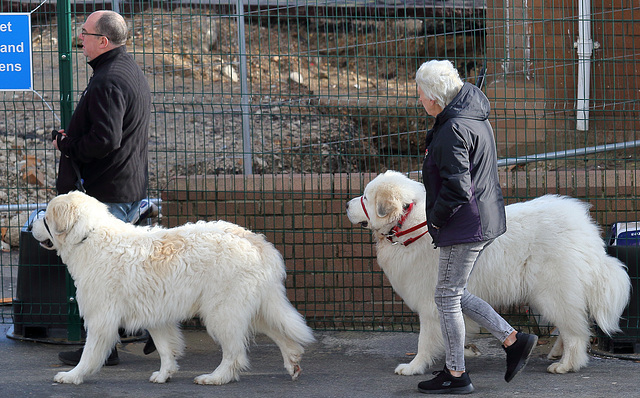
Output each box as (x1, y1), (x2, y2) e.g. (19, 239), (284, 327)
(56, 0), (81, 342)
(236, 0), (252, 175)
(57, 0), (74, 128)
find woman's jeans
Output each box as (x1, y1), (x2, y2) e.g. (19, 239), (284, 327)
(436, 239), (515, 372)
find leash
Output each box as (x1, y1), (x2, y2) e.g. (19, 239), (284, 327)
(52, 129), (86, 193)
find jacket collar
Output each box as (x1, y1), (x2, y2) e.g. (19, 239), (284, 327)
(88, 45), (127, 71)
(425, 82), (489, 146)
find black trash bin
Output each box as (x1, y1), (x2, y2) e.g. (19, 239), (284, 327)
(600, 222), (640, 354)
(8, 210), (82, 343)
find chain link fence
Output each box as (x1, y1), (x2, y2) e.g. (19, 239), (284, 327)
(0, 0), (638, 346)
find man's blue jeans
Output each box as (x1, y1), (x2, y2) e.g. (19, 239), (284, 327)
(436, 240), (516, 372)
(104, 200), (143, 223)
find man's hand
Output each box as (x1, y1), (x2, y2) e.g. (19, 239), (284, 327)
(51, 129), (66, 151)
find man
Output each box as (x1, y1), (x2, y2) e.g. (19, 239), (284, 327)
(52, 10), (153, 366)
(415, 59), (538, 394)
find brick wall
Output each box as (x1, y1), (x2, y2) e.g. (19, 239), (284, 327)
(161, 171), (640, 330)
(162, 173), (420, 330)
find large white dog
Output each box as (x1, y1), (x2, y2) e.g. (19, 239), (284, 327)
(31, 191), (314, 385)
(346, 170), (630, 375)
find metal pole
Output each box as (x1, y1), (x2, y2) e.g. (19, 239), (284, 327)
(236, 0), (252, 175)
(56, 0), (81, 342)
(0, 198), (161, 213)
(497, 140), (640, 167)
(57, 0), (73, 130)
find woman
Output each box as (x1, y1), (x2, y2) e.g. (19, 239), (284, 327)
(416, 60), (538, 394)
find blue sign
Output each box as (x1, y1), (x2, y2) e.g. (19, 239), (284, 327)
(0, 13), (32, 91)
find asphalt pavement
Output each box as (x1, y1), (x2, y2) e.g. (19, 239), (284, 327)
(2, 324), (639, 398)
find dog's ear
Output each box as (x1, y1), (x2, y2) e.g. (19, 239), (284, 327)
(375, 185), (402, 219)
(46, 194), (79, 236)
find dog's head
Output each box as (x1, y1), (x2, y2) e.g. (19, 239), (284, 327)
(346, 170), (426, 235)
(31, 191), (109, 251)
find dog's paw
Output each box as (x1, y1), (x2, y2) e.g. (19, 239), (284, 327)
(54, 371), (83, 385)
(194, 371), (238, 385)
(149, 371), (171, 383)
(547, 362), (572, 374)
(290, 364), (302, 381)
(394, 362), (427, 376)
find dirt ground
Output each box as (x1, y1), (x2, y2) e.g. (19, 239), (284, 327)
(0, 7), (481, 247)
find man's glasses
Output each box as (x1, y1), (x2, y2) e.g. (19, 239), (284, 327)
(81, 30), (105, 38)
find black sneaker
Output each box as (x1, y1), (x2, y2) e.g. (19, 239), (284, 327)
(504, 332), (538, 382)
(418, 367), (475, 394)
(143, 336), (156, 355)
(58, 347), (120, 366)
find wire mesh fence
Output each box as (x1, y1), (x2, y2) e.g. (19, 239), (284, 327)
(0, 0), (638, 348)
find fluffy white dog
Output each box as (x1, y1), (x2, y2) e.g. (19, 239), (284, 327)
(346, 170), (630, 375)
(31, 191), (314, 385)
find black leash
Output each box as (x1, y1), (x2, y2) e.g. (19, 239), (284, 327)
(52, 129), (86, 193)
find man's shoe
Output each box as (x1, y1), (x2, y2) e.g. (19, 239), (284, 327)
(143, 336), (156, 355)
(418, 367), (475, 394)
(58, 347), (120, 366)
(504, 332), (538, 382)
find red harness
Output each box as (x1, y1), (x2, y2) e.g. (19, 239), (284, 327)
(360, 197), (428, 246)
(360, 196), (370, 221)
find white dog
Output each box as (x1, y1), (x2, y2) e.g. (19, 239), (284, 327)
(346, 170), (630, 375)
(31, 191), (314, 385)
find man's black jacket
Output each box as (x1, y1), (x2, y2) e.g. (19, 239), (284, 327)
(56, 46), (151, 203)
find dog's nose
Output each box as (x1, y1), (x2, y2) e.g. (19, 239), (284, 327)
(346, 202), (350, 210)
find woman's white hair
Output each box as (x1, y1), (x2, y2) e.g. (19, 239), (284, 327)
(415, 60), (464, 109)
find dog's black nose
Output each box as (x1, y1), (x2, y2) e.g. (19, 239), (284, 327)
(346, 202), (350, 210)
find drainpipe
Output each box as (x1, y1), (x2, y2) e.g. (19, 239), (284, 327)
(574, 0), (599, 131)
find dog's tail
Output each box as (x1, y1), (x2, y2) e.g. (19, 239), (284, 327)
(260, 246), (316, 347)
(264, 288), (316, 345)
(589, 254), (631, 335)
